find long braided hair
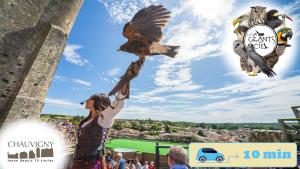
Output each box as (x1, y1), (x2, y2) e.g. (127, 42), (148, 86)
(78, 93), (113, 128)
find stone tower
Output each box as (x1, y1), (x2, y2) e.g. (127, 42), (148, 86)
(0, 0), (84, 128)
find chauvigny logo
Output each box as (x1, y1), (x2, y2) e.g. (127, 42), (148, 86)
(0, 120), (66, 169)
(244, 24), (277, 56)
(7, 140), (54, 162)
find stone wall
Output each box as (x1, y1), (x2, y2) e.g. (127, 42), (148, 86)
(0, 0), (84, 128)
(248, 130), (283, 142)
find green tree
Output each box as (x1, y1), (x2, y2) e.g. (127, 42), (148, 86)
(139, 124), (145, 132)
(211, 124), (218, 129)
(165, 125), (171, 133)
(150, 124), (160, 131)
(197, 129), (205, 137)
(113, 122), (123, 131)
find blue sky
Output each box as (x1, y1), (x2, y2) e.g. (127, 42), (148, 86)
(42, 0), (300, 123)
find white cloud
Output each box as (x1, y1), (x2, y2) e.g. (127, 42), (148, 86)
(54, 75), (92, 87)
(63, 44), (89, 66)
(72, 79), (92, 87)
(45, 98), (83, 109)
(94, 0), (300, 123)
(107, 67), (122, 77)
(172, 0), (236, 26)
(122, 75), (300, 122)
(98, 0), (158, 24)
(283, 0), (300, 37)
(54, 75), (67, 81)
(144, 0), (236, 97)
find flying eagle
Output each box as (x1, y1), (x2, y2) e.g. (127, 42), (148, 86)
(118, 5), (180, 60)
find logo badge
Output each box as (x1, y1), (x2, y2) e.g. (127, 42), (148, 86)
(244, 24), (277, 57)
(0, 120), (67, 169)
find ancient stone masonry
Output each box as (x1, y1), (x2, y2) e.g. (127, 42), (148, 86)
(0, 0), (84, 128)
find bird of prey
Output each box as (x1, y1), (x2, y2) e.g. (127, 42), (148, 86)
(233, 26), (248, 41)
(248, 6), (267, 26)
(265, 9), (282, 29)
(264, 28), (293, 68)
(233, 14), (250, 28)
(233, 40), (252, 73)
(245, 44), (276, 77)
(118, 5), (180, 60)
(265, 9), (293, 29)
(264, 46), (285, 69)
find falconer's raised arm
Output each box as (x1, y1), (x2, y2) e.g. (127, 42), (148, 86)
(108, 58), (144, 99)
(106, 58), (145, 116)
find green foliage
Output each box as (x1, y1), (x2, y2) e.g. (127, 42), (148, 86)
(197, 129), (205, 137)
(147, 131), (159, 136)
(211, 124), (218, 129)
(165, 125), (171, 133)
(41, 114), (282, 131)
(139, 124), (145, 132)
(150, 124), (160, 131)
(113, 122), (123, 131)
(197, 122), (206, 128)
(131, 121), (140, 130)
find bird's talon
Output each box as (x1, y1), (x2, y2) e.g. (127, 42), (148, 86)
(248, 72), (257, 76)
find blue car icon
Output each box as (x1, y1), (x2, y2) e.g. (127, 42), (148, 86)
(196, 148), (224, 163)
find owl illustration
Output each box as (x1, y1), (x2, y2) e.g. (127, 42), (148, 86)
(249, 6), (266, 26)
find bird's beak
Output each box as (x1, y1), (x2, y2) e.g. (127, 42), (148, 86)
(286, 15), (293, 21)
(287, 31), (293, 39)
(273, 12), (280, 17)
(233, 18), (239, 26)
(117, 49), (121, 52)
(233, 28), (238, 34)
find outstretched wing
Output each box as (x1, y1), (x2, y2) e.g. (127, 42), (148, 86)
(264, 46), (286, 68)
(122, 5), (171, 43)
(246, 45), (276, 77)
(264, 51), (279, 68)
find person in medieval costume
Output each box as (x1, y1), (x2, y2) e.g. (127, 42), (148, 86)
(69, 58), (144, 169)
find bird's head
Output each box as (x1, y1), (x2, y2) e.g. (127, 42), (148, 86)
(278, 27), (293, 42)
(233, 15), (244, 26)
(117, 44), (128, 52)
(233, 40), (244, 50)
(267, 9), (280, 19)
(281, 14), (293, 22)
(233, 14), (249, 27)
(246, 43), (254, 50)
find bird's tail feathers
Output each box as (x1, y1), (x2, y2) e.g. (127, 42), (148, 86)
(150, 45), (180, 58)
(261, 64), (276, 77)
(163, 45), (180, 58)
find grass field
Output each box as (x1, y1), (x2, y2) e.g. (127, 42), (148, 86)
(105, 138), (188, 155)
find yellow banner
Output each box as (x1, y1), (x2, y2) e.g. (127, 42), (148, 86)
(189, 143), (297, 167)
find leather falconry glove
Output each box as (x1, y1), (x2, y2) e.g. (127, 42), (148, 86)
(108, 57), (145, 98)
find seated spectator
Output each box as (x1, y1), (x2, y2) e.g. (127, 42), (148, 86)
(142, 161), (149, 169)
(167, 146), (189, 169)
(148, 161), (155, 169)
(107, 159), (113, 169)
(113, 152), (125, 169)
(134, 157), (142, 169)
(128, 159), (136, 169)
(105, 150), (112, 162)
